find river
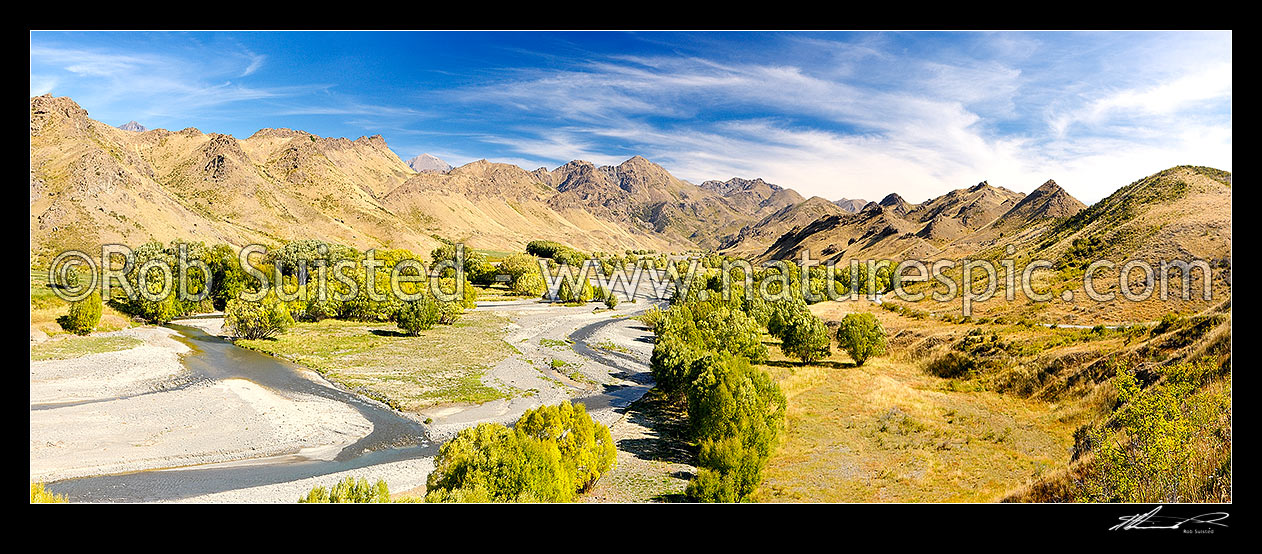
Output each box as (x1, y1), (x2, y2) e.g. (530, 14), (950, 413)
(44, 324), (437, 503)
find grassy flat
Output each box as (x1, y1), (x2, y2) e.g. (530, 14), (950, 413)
(31, 335), (144, 361)
(753, 302), (1082, 503)
(237, 310), (514, 411)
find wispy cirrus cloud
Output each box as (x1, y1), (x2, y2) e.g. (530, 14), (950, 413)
(431, 32), (1230, 203)
(30, 32), (1230, 203)
(30, 43), (314, 127)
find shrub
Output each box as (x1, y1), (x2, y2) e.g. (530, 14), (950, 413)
(514, 401), (617, 492)
(685, 353), (786, 502)
(224, 295), (294, 340)
(1152, 312), (1184, 335)
(424, 424), (573, 503)
(1079, 360), (1229, 502)
(302, 295), (341, 322)
(835, 312), (887, 366)
(57, 293), (102, 335)
(604, 293), (619, 309)
(498, 253), (544, 290)
(396, 296), (440, 336)
(432, 242), (495, 285)
(512, 273), (545, 296)
(766, 297), (808, 339)
(554, 278), (594, 304)
(925, 351), (977, 378)
(638, 305), (667, 330)
(525, 240), (588, 267)
(299, 477), (390, 503)
(425, 401), (617, 503)
(651, 302), (767, 393)
(114, 241), (197, 324)
(30, 482), (68, 503)
(435, 277), (478, 309)
(437, 301), (463, 325)
(591, 286), (609, 303)
(777, 310), (831, 365)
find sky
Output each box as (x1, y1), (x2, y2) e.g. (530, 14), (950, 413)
(30, 31), (1231, 203)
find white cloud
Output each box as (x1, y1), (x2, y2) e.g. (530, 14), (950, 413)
(444, 35), (1230, 205)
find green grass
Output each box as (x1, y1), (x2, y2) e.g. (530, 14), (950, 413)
(471, 283), (523, 301)
(30, 267), (135, 336)
(540, 338), (573, 349)
(594, 339), (630, 353)
(30, 335), (144, 361)
(236, 310), (514, 411)
(474, 249), (518, 263)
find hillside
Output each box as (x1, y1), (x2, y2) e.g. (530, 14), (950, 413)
(30, 94), (811, 260)
(748, 182), (1026, 264)
(540, 158), (801, 249)
(721, 196), (846, 258)
(833, 197), (867, 213)
(382, 159), (676, 252)
(30, 94), (435, 262)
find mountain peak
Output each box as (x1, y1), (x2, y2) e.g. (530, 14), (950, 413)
(879, 193), (907, 206)
(833, 197), (868, 213)
(1033, 179), (1062, 193)
(615, 155), (669, 173)
(117, 121), (147, 132)
(700, 177), (781, 195)
(406, 153), (452, 173)
(997, 178), (1085, 224)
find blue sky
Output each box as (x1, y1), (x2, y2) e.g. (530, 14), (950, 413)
(30, 31), (1231, 203)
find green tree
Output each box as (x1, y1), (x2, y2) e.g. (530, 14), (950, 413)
(432, 242), (495, 285)
(778, 310), (831, 365)
(685, 353), (786, 502)
(514, 401), (617, 492)
(554, 278), (593, 304)
(224, 294), (293, 340)
(512, 273), (546, 296)
(396, 296), (440, 336)
(835, 312), (887, 366)
(57, 292), (102, 335)
(498, 253), (543, 290)
(299, 476), (390, 503)
(424, 423), (574, 503)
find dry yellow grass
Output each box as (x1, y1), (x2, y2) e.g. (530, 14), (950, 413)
(753, 301), (1085, 503)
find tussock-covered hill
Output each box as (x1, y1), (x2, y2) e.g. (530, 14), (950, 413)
(29, 95), (813, 259)
(30, 94), (430, 262)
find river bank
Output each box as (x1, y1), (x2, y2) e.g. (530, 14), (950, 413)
(30, 325), (378, 484)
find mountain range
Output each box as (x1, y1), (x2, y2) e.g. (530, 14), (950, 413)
(30, 93), (1232, 300)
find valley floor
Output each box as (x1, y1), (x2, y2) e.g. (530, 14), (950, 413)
(29, 283), (668, 502)
(754, 301), (1094, 502)
(34, 286), (1170, 503)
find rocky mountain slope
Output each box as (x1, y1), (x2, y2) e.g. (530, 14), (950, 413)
(30, 95), (808, 259)
(32, 94), (442, 260)
(405, 153), (452, 173)
(833, 197), (867, 213)
(30, 94), (1231, 295)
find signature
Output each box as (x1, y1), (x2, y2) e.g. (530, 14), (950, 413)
(1110, 506), (1229, 531)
